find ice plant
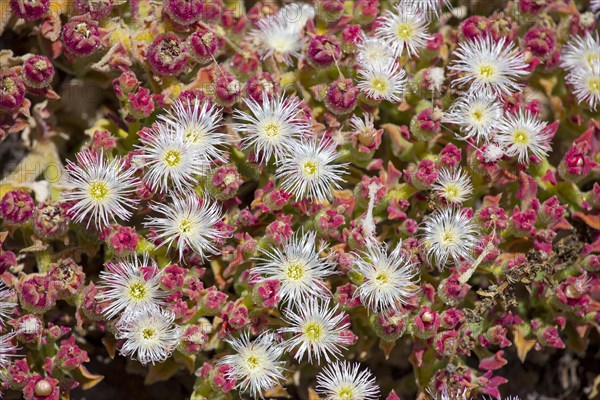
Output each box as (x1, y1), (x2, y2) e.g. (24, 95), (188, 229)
(116, 308), (181, 366)
(275, 139), (349, 201)
(253, 230), (335, 305)
(375, 1), (432, 58)
(354, 243), (419, 313)
(496, 110), (553, 164)
(421, 207), (479, 269)
(442, 93), (503, 143)
(449, 37), (529, 95)
(97, 255), (166, 320)
(315, 361), (380, 400)
(218, 331), (286, 398)
(234, 94), (310, 163)
(0, 283), (15, 324)
(432, 168), (474, 204)
(251, 15), (304, 65)
(144, 196), (226, 261)
(357, 61), (407, 103)
(62, 151), (139, 228)
(158, 98), (229, 164)
(280, 297), (351, 363)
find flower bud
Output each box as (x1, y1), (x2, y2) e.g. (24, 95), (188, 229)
(213, 73), (241, 107)
(434, 330), (458, 356)
(23, 375), (59, 400)
(13, 314), (43, 344)
(353, 0), (379, 25)
(147, 33), (188, 76)
(307, 34), (341, 68)
(0, 71), (26, 112)
(251, 279), (281, 308)
(32, 201), (69, 239)
(206, 165), (243, 200)
(372, 310), (406, 341)
(341, 25), (363, 53)
(178, 323), (210, 355)
(198, 287), (228, 316)
(410, 107), (443, 141)
(558, 142), (596, 182)
(1, 190), (34, 225)
(246, 72), (276, 103)
(62, 16), (102, 57)
(22, 56), (54, 89)
(412, 306), (440, 339)
(325, 78), (359, 115)
(164, 0), (204, 26)
(55, 336), (89, 370)
(438, 275), (470, 306)
(187, 29), (220, 65)
(48, 258), (85, 300)
(408, 159), (439, 190)
(314, 0), (344, 23)
(74, 0), (113, 20)
(18, 275), (59, 314)
(0, 250), (16, 274)
(10, 0), (49, 21)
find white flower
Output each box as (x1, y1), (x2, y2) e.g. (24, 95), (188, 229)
(62, 151), (139, 228)
(408, 0), (448, 19)
(592, 0), (600, 15)
(561, 31), (600, 72)
(442, 93), (503, 143)
(253, 230), (335, 305)
(116, 308), (181, 366)
(566, 61), (600, 111)
(144, 196), (226, 261)
(251, 15), (304, 65)
(280, 297), (350, 364)
(219, 331), (286, 399)
(449, 37), (529, 96)
(355, 35), (395, 69)
(159, 98), (229, 164)
(357, 61), (407, 103)
(432, 168), (473, 204)
(137, 125), (207, 194)
(375, 2), (431, 58)
(275, 139), (349, 201)
(354, 243), (419, 313)
(349, 113), (377, 137)
(482, 142), (505, 163)
(0, 283), (15, 326)
(421, 207), (479, 269)
(496, 110), (552, 164)
(97, 255), (166, 320)
(316, 361), (380, 400)
(234, 94), (310, 163)
(0, 334), (17, 372)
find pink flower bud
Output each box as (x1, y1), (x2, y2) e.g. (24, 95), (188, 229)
(439, 143), (462, 168)
(7, 358), (30, 389)
(187, 29), (220, 65)
(62, 16), (102, 57)
(179, 324), (209, 355)
(410, 107), (443, 141)
(265, 219), (293, 244)
(0, 250), (17, 274)
(307, 34), (341, 68)
(434, 330), (459, 356)
(10, 0), (49, 21)
(335, 283), (362, 309)
(372, 309), (406, 341)
(438, 275), (470, 306)
(112, 71), (140, 101)
(146, 33), (188, 76)
(209, 363), (236, 392)
(461, 16), (489, 41)
(160, 264), (187, 291)
(325, 78), (359, 115)
(412, 306), (440, 339)
(220, 300), (250, 333)
(55, 336), (89, 370)
(246, 72), (276, 103)
(0, 70), (26, 112)
(18, 275), (59, 314)
(48, 258), (85, 300)
(74, 0), (113, 19)
(409, 159), (439, 190)
(198, 287), (228, 315)
(31, 201), (69, 239)
(485, 325), (511, 348)
(23, 375), (59, 400)
(536, 325), (565, 349)
(207, 165), (243, 200)
(558, 142), (596, 182)
(127, 87), (155, 119)
(1, 190), (34, 224)
(12, 314), (43, 344)
(353, 0), (379, 25)
(524, 28), (555, 58)
(341, 25), (363, 52)
(251, 279), (281, 308)
(315, 0), (344, 22)
(22, 56), (54, 89)
(164, 0), (204, 26)
(509, 205), (537, 236)
(214, 73), (241, 107)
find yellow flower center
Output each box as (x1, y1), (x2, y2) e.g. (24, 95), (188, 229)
(303, 321), (324, 341)
(88, 181), (110, 201)
(246, 355), (260, 370)
(302, 160), (319, 176)
(264, 123), (280, 137)
(142, 328), (155, 340)
(286, 262), (305, 280)
(371, 77), (389, 93)
(179, 219), (194, 234)
(375, 272), (389, 284)
(442, 230), (455, 244)
(128, 281), (147, 300)
(587, 76), (600, 93)
(185, 126), (205, 143)
(477, 64), (496, 79)
(164, 149), (182, 167)
(513, 130), (529, 145)
(337, 386), (354, 400)
(444, 184), (459, 200)
(396, 22), (414, 40)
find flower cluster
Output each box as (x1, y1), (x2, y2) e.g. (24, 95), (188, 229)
(0, 0), (599, 399)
